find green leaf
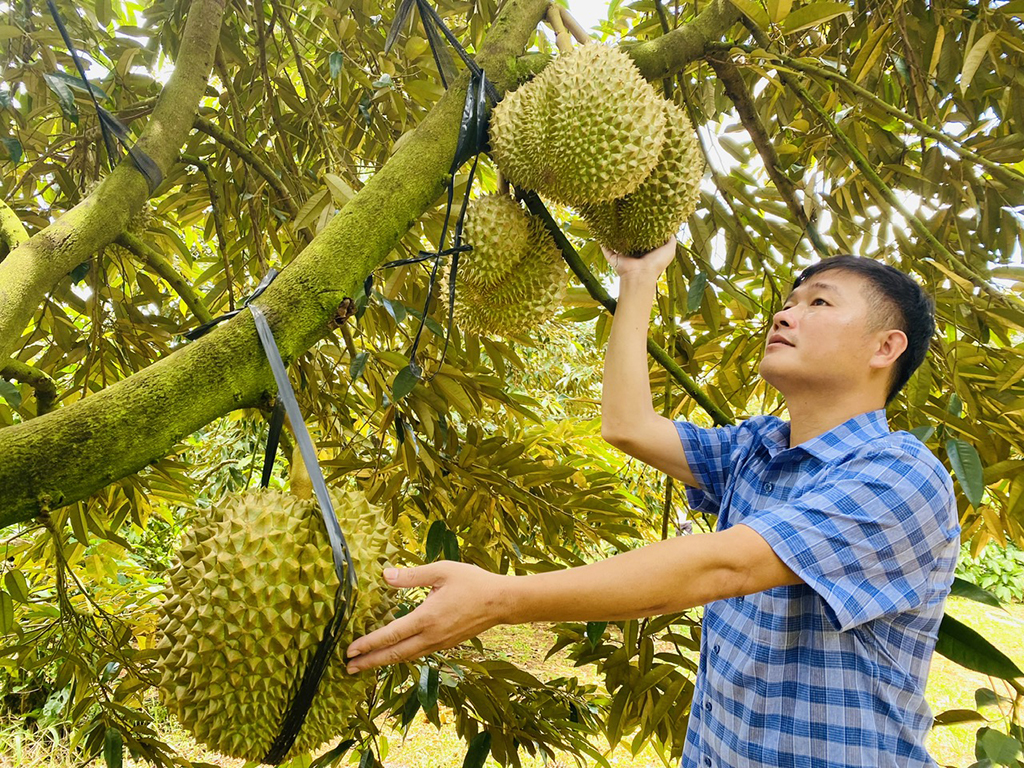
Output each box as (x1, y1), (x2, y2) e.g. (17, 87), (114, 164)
(933, 709), (985, 726)
(329, 51), (344, 80)
(586, 621), (607, 649)
(727, 0), (769, 29)
(687, 272), (707, 314)
(950, 577), (1003, 609)
(46, 71), (109, 101)
(70, 261), (91, 284)
(400, 688), (421, 726)
(909, 425), (934, 443)
(392, 365), (419, 401)
(976, 727), (1023, 765)
(0, 137), (20, 162)
(43, 73), (79, 123)
(948, 392), (963, 416)
(349, 352), (369, 381)
(442, 530), (460, 562)
(425, 519), (447, 562)
(103, 727), (123, 768)
(935, 614), (1023, 680)
(3, 570), (28, 603)
(0, 591), (13, 633)
(960, 31), (999, 95)
(311, 738), (355, 768)
(0, 380), (21, 409)
(462, 731), (491, 768)
(416, 664), (439, 711)
(357, 749), (377, 768)
(946, 439), (985, 507)
(781, 1), (851, 33)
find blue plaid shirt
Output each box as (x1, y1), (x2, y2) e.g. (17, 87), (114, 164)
(676, 410), (959, 768)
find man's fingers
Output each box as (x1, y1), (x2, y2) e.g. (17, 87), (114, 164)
(346, 610), (420, 661)
(345, 632), (432, 674)
(383, 562), (446, 589)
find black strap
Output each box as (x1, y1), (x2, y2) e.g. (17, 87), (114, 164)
(260, 401), (286, 489)
(46, 0), (162, 193)
(246, 296), (358, 764)
(184, 268), (279, 340)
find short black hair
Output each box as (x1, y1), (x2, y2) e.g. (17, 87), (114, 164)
(792, 255), (935, 404)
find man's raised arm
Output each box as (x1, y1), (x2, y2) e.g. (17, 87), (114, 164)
(600, 241), (697, 487)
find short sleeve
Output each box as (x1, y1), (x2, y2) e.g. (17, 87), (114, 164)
(741, 447), (959, 632)
(674, 422), (741, 514)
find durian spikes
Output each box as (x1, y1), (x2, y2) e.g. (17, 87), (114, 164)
(460, 193), (532, 288)
(489, 44), (667, 206)
(578, 101), (703, 256)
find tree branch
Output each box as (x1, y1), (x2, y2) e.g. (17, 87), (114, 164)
(114, 233), (214, 325)
(1, 360), (57, 415)
(705, 52), (829, 257)
(623, 0), (741, 80)
(0, 0), (556, 529)
(0, 0), (229, 366)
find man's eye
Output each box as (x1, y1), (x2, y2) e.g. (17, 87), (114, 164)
(811, 298), (828, 306)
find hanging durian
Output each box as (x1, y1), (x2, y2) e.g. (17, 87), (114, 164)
(578, 101), (703, 256)
(452, 216), (566, 336)
(460, 193), (533, 287)
(154, 447), (395, 763)
(489, 44), (667, 206)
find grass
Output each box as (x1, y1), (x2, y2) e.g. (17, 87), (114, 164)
(1, 599), (1021, 768)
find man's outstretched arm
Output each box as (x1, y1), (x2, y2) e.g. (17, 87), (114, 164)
(344, 524), (800, 673)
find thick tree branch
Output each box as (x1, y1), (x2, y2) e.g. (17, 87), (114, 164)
(624, 0), (741, 80)
(114, 233), (214, 325)
(706, 52), (829, 257)
(0, 0), (228, 366)
(0, 0), (556, 529)
(523, 194), (733, 426)
(1, 360), (57, 415)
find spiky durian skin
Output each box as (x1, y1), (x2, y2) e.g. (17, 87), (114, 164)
(461, 194), (532, 287)
(490, 45), (667, 206)
(155, 489), (394, 764)
(578, 102), (703, 257)
(453, 216), (566, 336)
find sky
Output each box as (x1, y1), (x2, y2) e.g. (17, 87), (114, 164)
(565, 0), (613, 32)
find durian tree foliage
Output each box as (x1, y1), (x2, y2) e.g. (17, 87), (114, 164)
(1, 0), (1023, 764)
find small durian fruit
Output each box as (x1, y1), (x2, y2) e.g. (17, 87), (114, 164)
(155, 488), (394, 763)
(460, 193), (533, 287)
(453, 216), (567, 336)
(489, 44), (667, 206)
(578, 101), (703, 257)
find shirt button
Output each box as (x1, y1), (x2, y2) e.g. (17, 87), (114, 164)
(705, 701), (713, 712)
(713, 644), (721, 654)
(763, 482), (774, 493)
(704, 757), (712, 767)
(736, 595), (744, 603)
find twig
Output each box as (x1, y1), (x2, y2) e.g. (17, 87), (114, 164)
(182, 154), (235, 310)
(1, 360), (58, 415)
(545, 5), (574, 54)
(557, 6), (591, 45)
(115, 233), (214, 324)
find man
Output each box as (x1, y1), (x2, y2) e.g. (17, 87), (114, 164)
(346, 241), (960, 767)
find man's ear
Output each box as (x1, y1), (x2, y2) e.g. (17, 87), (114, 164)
(869, 329), (908, 371)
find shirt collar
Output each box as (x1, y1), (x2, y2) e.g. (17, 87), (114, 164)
(759, 409), (890, 462)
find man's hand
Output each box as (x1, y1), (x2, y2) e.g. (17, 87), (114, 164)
(345, 561), (510, 674)
(601, 238), (676, 280)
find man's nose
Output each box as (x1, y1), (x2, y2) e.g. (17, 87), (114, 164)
(773, 307), (795, 328)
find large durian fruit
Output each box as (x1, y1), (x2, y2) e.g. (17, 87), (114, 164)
(489, 44), (667, 205)
(453, 215), (567, 336)
(578, 102), (703, 256)
(459, 193), (532, 287)
(155, 488), (394, 763)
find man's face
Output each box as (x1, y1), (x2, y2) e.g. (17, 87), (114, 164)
(758, 269), (888, 398)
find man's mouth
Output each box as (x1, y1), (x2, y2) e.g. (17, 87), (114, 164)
(767, 334), (794, 348)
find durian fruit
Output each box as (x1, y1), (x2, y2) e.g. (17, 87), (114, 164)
(489, 44), (667, 206)
(578, 101), (703, 256)
(155, 488), (394, 763)
(452, 216), (566, 336)
(460, 193), (532, 287)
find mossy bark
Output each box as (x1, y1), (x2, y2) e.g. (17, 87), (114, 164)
(0, 0), (739, 530)
(0, 0), (228, 366)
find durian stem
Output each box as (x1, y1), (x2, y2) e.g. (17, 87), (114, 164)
(522, 193), (733, 427)
(545, 5), (575, 54)
(286, 415), (314, 500)
(496, 170), (510, 197)
(558, 6), (591, 45)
